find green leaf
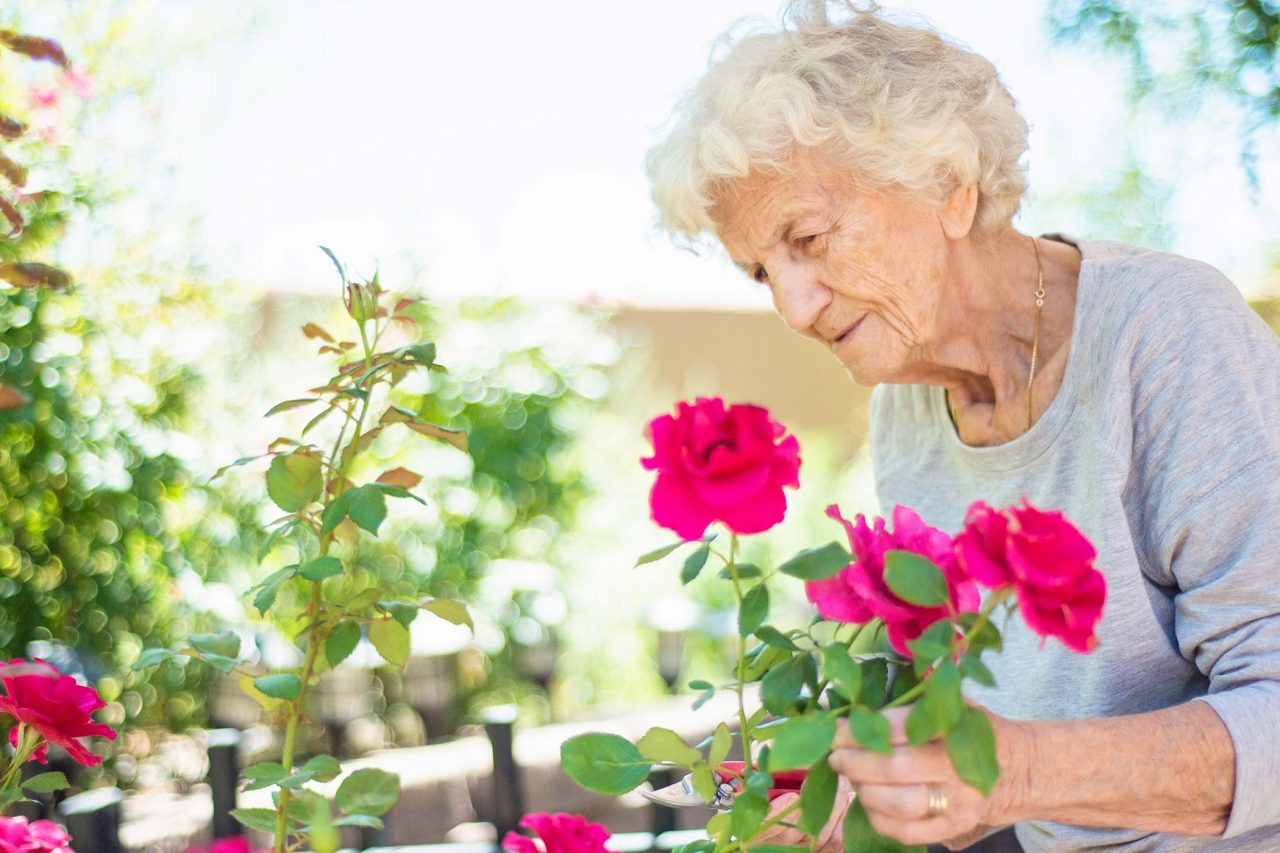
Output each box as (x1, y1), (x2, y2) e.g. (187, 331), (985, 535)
(882, 550), (949, 607)
(798, 757), (838, 838)
(680, 545), (710, 585)
(242, 762), (289, 791)
(778, 542), (851, 580)
(692, 683), (716, 711)
(22, 771), (68, 793)
(266, 452), (323, 512)
(252, 565), (299, 615)
(335, 767), (401, 816)
(265, 398), (318, 416)
(946, 707), (1000, 796)
(232, 808), (281, 834)
(856, 657), (890, 709)
(821, 644), (862, 698)
(921, 661), (963, 735)
(907, 621), (954, 675)
(768, 712), (836, 772)
(255, 674), (301, 700)
(717, 563), (763, 580)
(636, 726), (702, 767)
(957, 612), (1003, 653)
(751, 846), (811, 853)
(346, 485), (388, 534)
(959, 653), (996, 688)
(739, 585), (770, 635)
(325, 620), (362, 668)
(635, 541), (688, 566)
(673, 841), (716, 853)
(381, 600), (419, 629)
(905, 702), (936, 746)
(760, 656), (805, 715)
(691, 764), (716, 802)
(318, 245), (347, 288)
(848, 707), (892, 754)
(560, 733), (652, 795)
(299, 754), (342, 783)
(300, 556), (344, 581)
(0, 790), (20, 813)
(730, 789), (769, 840)
(257, 519), (300, 561)
(308, 792), (340, 853)
(709, 722), (732, 767)
(369, 619), (410, 667)
(400, 342), (437, 368)
(134, 647), (175, 670)
(843, 797), (923, 853)
(756, 626), (799, 651)
(190, 630), (241, 660)
(332, 814), (385, 830)
(421, 598), (473, 629)
(319, 492), (351, 536)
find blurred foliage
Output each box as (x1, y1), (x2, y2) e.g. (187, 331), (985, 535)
(1047, 0), (1280, 175)
(0, 5), (264, 757)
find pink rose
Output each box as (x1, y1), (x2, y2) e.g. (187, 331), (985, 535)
(0, 816), (73, 853)
(954, 500), (1105, 653)
(502, 813), (611, 853)
(0, 660), (116, 767)
(641, 398), (800, 540)
(806, 505), (979, 656)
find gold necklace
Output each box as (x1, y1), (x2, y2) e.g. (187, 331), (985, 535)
(1027, 236), (1045, 432)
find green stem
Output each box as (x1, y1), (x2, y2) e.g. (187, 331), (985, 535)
(726, 533), (754, 772)
(884, 588), (1014, 711)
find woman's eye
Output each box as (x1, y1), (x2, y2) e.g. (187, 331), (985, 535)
(797, 233), (820, 248)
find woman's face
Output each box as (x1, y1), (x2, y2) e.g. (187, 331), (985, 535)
(711, 157), (950, 386)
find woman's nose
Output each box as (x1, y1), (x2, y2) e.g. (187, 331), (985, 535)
(770, 261), (831, 334)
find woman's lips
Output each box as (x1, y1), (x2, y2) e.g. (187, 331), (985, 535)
(832, 314), (866, 348)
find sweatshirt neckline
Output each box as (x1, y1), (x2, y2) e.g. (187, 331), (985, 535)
(925, 233), (1092, 474)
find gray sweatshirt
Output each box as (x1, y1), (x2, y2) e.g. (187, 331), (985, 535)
(869, 236), (1280, 851)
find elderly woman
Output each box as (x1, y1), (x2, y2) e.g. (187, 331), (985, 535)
(644, 2), (1280, 852)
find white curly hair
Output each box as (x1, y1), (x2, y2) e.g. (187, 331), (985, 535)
(645, 0), (1030, 242)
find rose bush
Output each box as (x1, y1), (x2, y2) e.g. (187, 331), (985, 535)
(641, 397), (800, 540)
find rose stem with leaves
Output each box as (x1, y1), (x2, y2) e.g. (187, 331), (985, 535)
(272, 302), (379, 852)
(724, 533), (755, 772)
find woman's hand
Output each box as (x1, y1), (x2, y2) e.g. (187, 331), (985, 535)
(753, 774), (853, 853)
(828, 704), (1027, 849)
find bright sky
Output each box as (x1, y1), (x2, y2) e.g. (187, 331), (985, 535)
(141, 0), (1277, 306)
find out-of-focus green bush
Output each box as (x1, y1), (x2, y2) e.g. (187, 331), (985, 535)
(0, 8), (264, 753)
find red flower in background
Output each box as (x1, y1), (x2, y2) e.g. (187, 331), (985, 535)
(502, 813), (611, 853)
(0, 816), (73, 853)
(642, 398), (800, 541)
(954, 500), (1105, 653)
(0, 660), (116, 766)
(806, 505), (979, 656)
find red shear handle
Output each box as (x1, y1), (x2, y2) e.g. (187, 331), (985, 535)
(716, 761), (807, 799)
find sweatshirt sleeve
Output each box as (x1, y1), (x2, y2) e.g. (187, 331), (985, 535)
(1125, 258), (1280, 837)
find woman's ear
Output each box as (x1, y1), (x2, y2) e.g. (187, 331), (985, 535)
(939, 183), (978, 240)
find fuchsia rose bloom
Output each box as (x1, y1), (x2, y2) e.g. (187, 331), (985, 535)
(0, 816), (73, 853)
(502, 813), (612, 853)
(954, 500), (1106, 653)
(806, 505), (980, 656)
(641, 398), (800, 540)
(0, 660), (116, 767)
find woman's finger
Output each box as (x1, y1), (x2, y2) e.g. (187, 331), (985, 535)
(828, 743), (954, 784)
(754, 792), (805, 845)
(855, 782), (934, 821)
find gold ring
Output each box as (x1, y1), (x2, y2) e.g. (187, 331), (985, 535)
(926, 784), (948, 819)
